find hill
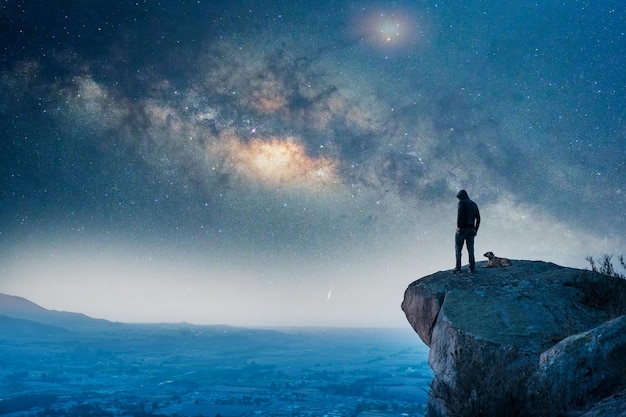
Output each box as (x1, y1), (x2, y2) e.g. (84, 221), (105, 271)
(0, 314), (72, 338)
(0, 293), (113, 331)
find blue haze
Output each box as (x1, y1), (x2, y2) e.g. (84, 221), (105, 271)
(0, 0), (624, 325)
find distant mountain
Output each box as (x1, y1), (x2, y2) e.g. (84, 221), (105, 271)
(0, 314), (72, 338)
(0, 293), (113, 331)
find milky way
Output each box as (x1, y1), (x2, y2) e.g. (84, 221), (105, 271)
(1, 1), (624, 326)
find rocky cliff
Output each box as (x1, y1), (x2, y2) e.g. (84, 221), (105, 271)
(401, 260), (626, 417)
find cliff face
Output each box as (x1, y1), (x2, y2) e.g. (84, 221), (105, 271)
(401, 260), (626, 417)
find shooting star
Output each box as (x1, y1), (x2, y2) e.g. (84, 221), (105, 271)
(327, 286), (333, 302)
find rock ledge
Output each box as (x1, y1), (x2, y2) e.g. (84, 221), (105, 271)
(401, 260), (626, 417)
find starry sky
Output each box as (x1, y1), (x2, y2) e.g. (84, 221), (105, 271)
(1, 1), (624, 327)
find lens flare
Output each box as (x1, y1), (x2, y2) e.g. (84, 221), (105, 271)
(350, 8), (423, 53)
(376, 14), (405, 45)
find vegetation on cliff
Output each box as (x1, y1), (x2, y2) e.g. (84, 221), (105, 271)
(402, 254), (626, 417)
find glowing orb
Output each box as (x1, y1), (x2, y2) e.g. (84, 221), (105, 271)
(349, 7), (428, 54)
(375, 14), (406, 45)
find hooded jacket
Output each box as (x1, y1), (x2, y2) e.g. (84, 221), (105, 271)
(456, 189), (480, 230)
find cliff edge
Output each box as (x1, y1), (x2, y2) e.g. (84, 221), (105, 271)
(401, 260), (626, 417)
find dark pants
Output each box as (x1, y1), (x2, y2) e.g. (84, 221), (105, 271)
(455, 228), (476, 271)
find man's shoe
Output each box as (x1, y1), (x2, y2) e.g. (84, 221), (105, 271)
(452, 268), (462, 274)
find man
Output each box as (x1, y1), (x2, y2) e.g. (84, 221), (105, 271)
(454, 189), (480, 273)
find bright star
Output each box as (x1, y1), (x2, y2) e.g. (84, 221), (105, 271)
(377, 14), (404, 45)
(349, 7), (430, 55)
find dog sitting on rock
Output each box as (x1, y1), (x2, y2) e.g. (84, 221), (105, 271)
(483, 251), (512, 268)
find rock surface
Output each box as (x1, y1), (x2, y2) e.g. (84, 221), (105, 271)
(401, 260), (626, 417)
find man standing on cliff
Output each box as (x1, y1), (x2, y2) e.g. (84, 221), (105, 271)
(454, 189), (481, 273)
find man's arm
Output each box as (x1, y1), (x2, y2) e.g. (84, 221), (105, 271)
(474, 204), (481, 231)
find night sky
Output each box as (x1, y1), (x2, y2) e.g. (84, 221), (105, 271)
(1, 1), (624, 327)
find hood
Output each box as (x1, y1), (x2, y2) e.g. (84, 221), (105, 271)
(456, 189), (469, 200)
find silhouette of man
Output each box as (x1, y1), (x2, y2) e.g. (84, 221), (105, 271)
(454, 189), (480, 273)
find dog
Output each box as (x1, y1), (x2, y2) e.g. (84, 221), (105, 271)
(483, 251), (512, 268)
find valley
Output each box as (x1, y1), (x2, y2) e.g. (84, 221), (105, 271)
(0, 324), (432, 416)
